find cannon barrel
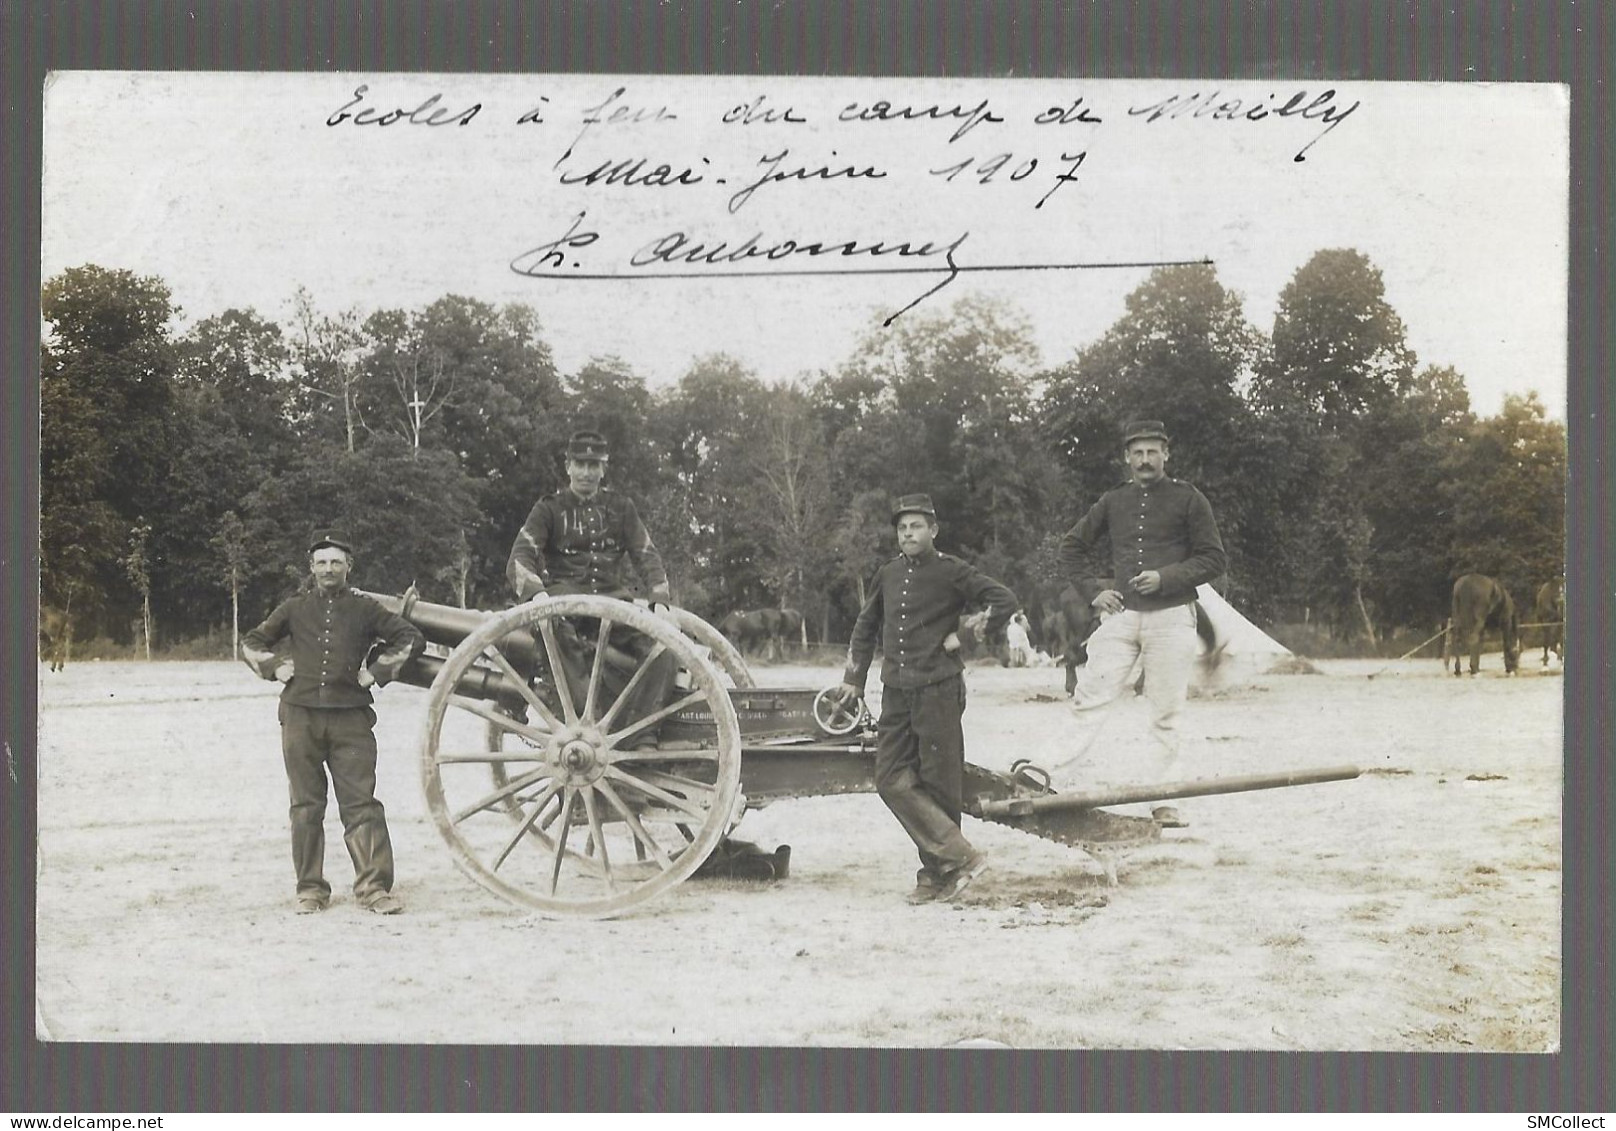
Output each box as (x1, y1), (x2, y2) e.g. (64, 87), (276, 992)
(357, 588), (543, 668)
(391, 652), (534, 705)
(975, 764), (1362, 818)
(359, 587), (646, 706)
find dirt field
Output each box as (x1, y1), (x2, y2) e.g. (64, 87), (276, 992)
(34, 649), (1561, 1049)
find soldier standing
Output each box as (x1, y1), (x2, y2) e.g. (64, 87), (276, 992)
(242, 531), (425, 914)
(835, 493), (1017, 904)
(1056, 420), (1227, 827)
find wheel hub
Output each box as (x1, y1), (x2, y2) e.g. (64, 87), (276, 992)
(554, 735), (606, 784)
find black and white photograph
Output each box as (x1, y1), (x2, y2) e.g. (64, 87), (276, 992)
(33, 69), (1567, 1051)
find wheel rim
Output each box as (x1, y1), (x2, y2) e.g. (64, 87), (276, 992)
(422, 595), (743, 919)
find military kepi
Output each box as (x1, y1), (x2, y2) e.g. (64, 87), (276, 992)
(891, 493), (938, 524)
(308, 529), (354, 555)
(1121, 419), (1170, 445)
(566, 429), (611, 460)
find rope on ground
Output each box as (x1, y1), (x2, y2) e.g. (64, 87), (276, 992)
(1365, 624), (1453, 679)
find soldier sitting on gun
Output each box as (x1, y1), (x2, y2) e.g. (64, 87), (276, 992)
(507, 429), (677, 748)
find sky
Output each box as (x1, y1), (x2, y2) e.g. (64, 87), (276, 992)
(40, 72), (1569, 419)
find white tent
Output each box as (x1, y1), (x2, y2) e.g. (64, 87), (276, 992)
(1193, 583), (1297, 684)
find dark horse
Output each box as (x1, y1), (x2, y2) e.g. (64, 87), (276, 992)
(1533, 578), (1565, 666)
(1449, 573), (1520, 676)
(1048, 584), (1217, 694)
(718, 607), (803, 659)
(40, 604), (71, 672)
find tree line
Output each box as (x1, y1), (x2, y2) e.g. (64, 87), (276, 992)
(39, 252), (1565, 656)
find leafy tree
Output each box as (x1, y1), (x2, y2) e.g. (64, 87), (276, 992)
(164, 309), (296, 634)
(651, 354), (775, 613)
(1443, 392), (1566, 596)
(1252, 250), (1421, 633)
(829, 294), (1044, 558)
(40, 265), (181, 638)
(245, 436), (483, 604)
(409, 297), (564, 607)
(1253, 248), (1417, 431)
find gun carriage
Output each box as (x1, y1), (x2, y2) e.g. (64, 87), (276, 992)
(361, 588), (1359, 920)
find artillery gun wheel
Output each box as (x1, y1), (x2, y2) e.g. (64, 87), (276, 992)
(423, 596), (743, 919)
(481, 602), (754, 823)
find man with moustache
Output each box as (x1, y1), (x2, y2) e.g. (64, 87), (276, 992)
(1056, 420), (1227, 828)
(242, 530), (425, 915)
(833, 494), (1017, 905)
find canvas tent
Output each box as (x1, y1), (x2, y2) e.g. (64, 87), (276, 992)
(1193, 583), (1295, 685)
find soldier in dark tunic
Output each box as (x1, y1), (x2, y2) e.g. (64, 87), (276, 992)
(1056, 419), (1228, 827)
(242, 531), (425, 915)
(506, 430), (676, 746)
(836, 494), (1017, 904)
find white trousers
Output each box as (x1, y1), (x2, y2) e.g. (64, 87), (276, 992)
(1064, 604), (1201, 795)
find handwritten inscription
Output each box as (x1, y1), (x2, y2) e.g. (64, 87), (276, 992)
(1127, 88), (1360, 161)
(326, 85), (481, 127)
(323, 81), (1369, 319)
(726, 149), (887, 213)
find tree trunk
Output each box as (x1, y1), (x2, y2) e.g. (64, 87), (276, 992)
(1353, 584), (1377, 645)
(230, 577), (240, 659)
(141, 594), (153, 660)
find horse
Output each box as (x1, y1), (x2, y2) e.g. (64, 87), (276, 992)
(718, 607), (801, 660)
(1050, 584), (1220, 694)
(40, 604), (71, 671)
(1449, 573), (1520, 676)
(1532, 578), (1565, 666)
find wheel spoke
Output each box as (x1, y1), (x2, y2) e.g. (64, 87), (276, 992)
(478, 642), (564, 732)
(549, 788), (577, 895)
(449, 694), (551, 747)
(436, 749), (543, 764)
(596, 640), (670, 732)
(582, 619), (612, 723)
(604, 764), (710, 821)
(596, 778), (676, 869)
(451, 765), (553, 825)
(633, 766), (720, 801)
(605, 688), (709, 750)
(491, 781), (562, 871)
(535, 619), (580, 726)
(580, 787), (612, 888)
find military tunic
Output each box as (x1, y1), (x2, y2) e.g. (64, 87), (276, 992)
(1056, 477), (1227, 610)
(506, 487), (671, 601)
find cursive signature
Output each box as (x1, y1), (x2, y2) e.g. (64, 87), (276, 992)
(511, 217), (968, 323)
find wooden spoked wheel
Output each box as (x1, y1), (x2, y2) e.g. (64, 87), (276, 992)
(422, 596), (743, 919)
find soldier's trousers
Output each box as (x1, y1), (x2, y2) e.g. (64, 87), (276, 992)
(1065, 604), (1200, 810)
(279, 702), (395, 902)
(873, 675), (977, 887)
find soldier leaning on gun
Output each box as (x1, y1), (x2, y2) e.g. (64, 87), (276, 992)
(242, 530), (425, 915)
(835, 493), (1017, 905)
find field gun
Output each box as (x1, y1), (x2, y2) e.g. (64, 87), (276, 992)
(360, 588), (1360, 919)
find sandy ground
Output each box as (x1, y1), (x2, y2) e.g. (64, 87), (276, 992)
(34, 649), (1561, 1049)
